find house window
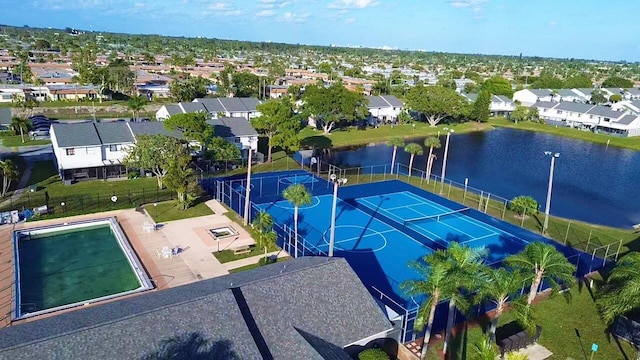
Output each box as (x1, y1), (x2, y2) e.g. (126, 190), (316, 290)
(589, 115), (594, 119)
(86, 148), (95, 155)
(66, 148), (75, 155)
(110, 144), (119, 151)
(604, 118), (610, 122)
(557, 110), (562, 114)
(543, 109), (547, 112)
(578, 114), (582, 117)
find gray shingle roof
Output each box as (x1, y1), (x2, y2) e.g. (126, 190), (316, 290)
(0, 257), (391, 360)
(239, 98), (260, 111)
(554, 102), (595, 113)
(179, 102), (207, 113)
(128, 122), (183, 139)
(626, 88), (640, 95)
(587, 105), (624, 119)
(194, 98), (226, 113)
(207, 117), (258, 137)
(0, 108), (11, 126)
(617, 114), (639, 125)
(493, 95), (512, 103)
(575, 88), (594, 96)
(529, 89), (553, 97)
(220, 98), (250, 112)
(366, 95), (390, 108)
(532, 101), (558, 109)
(51, 123), (102, 147)
(557, 89), (578, 97)
(164, 104), (182, 116)
(381, 95), (403, 107)
(94, 122), (135, 145)
(460, 93), (478, 102)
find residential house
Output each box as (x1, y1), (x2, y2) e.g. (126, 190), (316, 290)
(556, 89), (586, 103)
(533, 101), (640, 136)
(268, 84), (289, 99)
(0, 108), (11, 130)
(512, 89), (557, 106)
(612, 100), (640, 115)
(461, 93), (516, 117)
(207, 117), (259, 158)
(601, 88), (624, 100)
(134, 70), (172, 98)
(48, 85), (102, 101)
(157, 97), (261, 121)
(366, 95), (404, 124)
(623, 88), (640, 101)
(0, 257), (393, 360)
(572, 88), (595, 102)
(0, 87), (23, 103)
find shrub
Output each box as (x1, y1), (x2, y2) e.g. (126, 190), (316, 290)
(505, 351), (529, 360)
(358, 348), (389, 360)
(509, 195), (539, 217)
(258, 256), (277, 266)
(127, 170), (139, 180)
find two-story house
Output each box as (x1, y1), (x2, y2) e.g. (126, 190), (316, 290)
(461, 93), (516, 117)
(512, 89), (557, 106)
(366, 95), (404, 124)
(207, 117), (259, 158)
(156, 97), (261, 121)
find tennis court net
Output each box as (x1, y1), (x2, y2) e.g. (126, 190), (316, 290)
(403, 207), (471, 226)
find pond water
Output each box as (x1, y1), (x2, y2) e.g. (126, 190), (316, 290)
(322, 128), (640, 228)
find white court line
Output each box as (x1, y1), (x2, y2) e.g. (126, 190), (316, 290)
(460, 233), (501, 244)
(403, 191), (452, 212)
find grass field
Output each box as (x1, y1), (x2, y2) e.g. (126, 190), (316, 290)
(144, 199), (213, 223)
(425, 280), (638, 360)
(228, 256), (291, 273)
(0, 135), (51, 147)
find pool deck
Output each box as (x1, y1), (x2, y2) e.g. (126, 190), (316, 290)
(0, 199), (265, 328)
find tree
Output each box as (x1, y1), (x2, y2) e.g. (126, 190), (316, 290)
(252, 98), (300, 162)
(590, 90), (608, 105)
(0, 159), (19, 197)
(602, 76), (633, 88)
(441, 243), (487, 356)
(597, 252), (640, 324)
(230, 72), (260, 98)
(164, 112), (214, 148)
(423, 136), (441, 183)
(252, 210), (274, 248)
(387, 137), (405, 175)
(301, 83), (368, 134)
(357, 348), (390, 360)
(470, 91), (491, 123)
(124, 135), (183, 189)
(482, 76), (514, 98)
(610, 94), (623, 103)
(404, 143), (423, 178)
(505, 242), (576, 306)
(11, 117), (29, 143)
(282, 184), (311, 258)
(509, 196), (539, 217)
(33, 39), (51, 50)
(169, 77), (209, 102)
(406, 85), (468, 127)
(163, 150), (199, 210)
(208, 137), (242, 165)
(531, 74), (563, 89)
(475, 268), (525, 341)
(400, 252), (452, 359)
(563, 75), (593, 89)
(127, 95), (147, 120)
(398, 110), (413, 124)
(510, 105), (538, 124)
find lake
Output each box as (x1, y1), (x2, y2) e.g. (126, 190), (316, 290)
(320, 128), (640, 229)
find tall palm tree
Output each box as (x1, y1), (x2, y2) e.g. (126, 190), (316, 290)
(441, 243), (487, 356)
(400, 251), (452, 360)
(251, 210), (274, 248)
(11, 117), (29, 144)
(127, 95), (147, 120)
(475, 268), (525, 341)
(282, 184), (311, 258)
(387, 137), (405, 175)
(505, 242), (576, 306)
(0, 159), (19, 197)
(404, 143), (423, 178)
(597, 252), (640, 324)
(423, 136), (441, 183)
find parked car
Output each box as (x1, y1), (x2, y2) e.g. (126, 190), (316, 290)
(28, 129), (49, 137)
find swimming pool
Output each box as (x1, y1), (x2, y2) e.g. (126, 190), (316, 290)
(13, 218), (153, 319)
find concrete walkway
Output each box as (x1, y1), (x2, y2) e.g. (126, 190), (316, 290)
(0, 158), (33, 208)
(222, 251), (290, 271)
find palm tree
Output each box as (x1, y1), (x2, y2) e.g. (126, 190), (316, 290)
(475, 268), (525, 341)
(473, 336), (499, 360)
(400, 251), (452, 359)
(597, 252), (640, 324)
(404, 143), (423, 178)
(251, 210), (274, 248)
(387, 137), (405, 175)
(11, 117), (29, 143)
(282, 184), (311, 258)
(423, 136), (441, 183)
(505, 242), (576, 306)
(127, 95), (147, 120)
(0, 159), (19, 197)
(441, 243), (487, 356)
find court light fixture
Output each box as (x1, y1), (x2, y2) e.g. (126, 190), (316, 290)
(543, 151), (560, 234)
(440, 128), (455, 194)
(329, 173), (348, 257)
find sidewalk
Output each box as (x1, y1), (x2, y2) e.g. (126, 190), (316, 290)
(222, 251), (290, 271)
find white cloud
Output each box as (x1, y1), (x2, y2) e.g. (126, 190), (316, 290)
(223, 9), (243, 16)
(329, 0), (378, 10)
(207, 2), (230, 10)
(448, 0), (487, 9)
(345, 17), (356, 23)
(548, 20), (558, 26)
(256, 9), (275, 17)
(279, 11), (310, 23)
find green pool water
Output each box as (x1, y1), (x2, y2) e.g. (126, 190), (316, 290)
(17, 224), (142, 314)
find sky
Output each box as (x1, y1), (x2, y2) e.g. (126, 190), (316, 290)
(1, 0), (639, 62)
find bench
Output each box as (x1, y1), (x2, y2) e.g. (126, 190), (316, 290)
(498, 325), (542, 357)
(233, 245), (251, 255)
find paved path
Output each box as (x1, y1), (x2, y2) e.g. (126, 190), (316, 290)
(0, 158), (33, 209)
(222, 251), (290, 271)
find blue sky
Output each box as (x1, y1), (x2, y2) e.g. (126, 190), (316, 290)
(1, 0), (639, 61)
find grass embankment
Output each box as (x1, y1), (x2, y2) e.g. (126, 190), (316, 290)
(425, 281), (637, 360)
(144, 200), (213, 223)
(299, 121), (492, 149)
(490, 117), (640, 151)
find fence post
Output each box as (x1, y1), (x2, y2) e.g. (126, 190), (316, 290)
(463, 178), (468, 204)
(501, 200), (507, 220)
(447, 181), (452, 198)
(370, 166), (374, 183)
(478, 191), (484, 211)
(564, 222), (571, 244)
(357, 167), (361, 184)
(615, 240), (623, 261)
(484, 193), (490, 213)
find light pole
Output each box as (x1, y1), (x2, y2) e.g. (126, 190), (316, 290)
(328, 173), (348, 257)
(543, 151), (559, 234)
(243, 138), (256, 226)
(440, 128), (454, 194)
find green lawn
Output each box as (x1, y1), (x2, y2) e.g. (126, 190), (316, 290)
(213, 242), (281, 263)
(426, 283), (638, 360)
(144, 200), (213, 223)
(299, 121), (493, 149)
(25, 160), (58, 188)
(228, 256), (291, 273)
(0, 135), (51, 147)
(490, 118), (640, 151)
